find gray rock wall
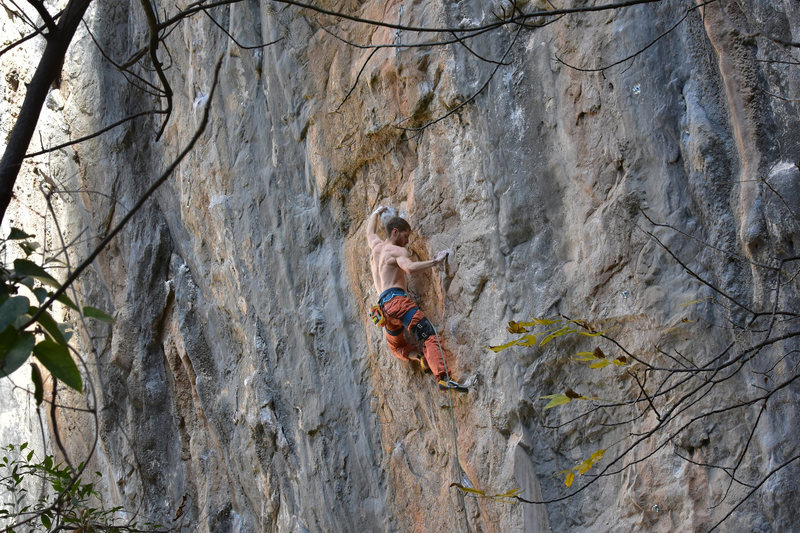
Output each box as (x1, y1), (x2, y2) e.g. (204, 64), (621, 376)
(6, 0), (800, 531)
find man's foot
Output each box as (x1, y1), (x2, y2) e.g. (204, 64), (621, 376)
(418, 355), (431, 374)
(437, 379), (468, 393)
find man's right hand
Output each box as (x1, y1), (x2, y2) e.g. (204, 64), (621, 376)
(434, 250), (448, 264)
(373, 205), (388, 216)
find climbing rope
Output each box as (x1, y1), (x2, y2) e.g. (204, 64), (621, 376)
(433, 261), (473, 533)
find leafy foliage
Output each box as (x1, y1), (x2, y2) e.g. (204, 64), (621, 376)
(486, 317), (607, 353)
(0, 443), (163, 532)
(485, 318), (627, 486)
(560, 449), (606, 488)
(0, 230), (113, 400)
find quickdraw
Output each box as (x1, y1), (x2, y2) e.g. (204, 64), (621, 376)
(369, 304), (386, 327)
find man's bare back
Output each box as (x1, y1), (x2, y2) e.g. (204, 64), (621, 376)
(366, 206), (447, 294)
(370, 241), (411, 293)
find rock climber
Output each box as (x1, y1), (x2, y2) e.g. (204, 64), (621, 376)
(367, 205), (466, 392)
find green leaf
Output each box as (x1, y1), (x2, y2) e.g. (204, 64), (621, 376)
(8, 228), (33, 240)
(40, 513), (51, 529)
(31, 364), (43, 406)
(12, 259), (60, 290)
(0, 330), (35, 377)
(32, 288), (48, 304)
(0, 296), (29, 332)
(33, 340), (81, 392)
(82, 306), (114, 323)
(19, 241), (39, 256)
(56, 293), (77, 311)
(31, 308), (68, 346)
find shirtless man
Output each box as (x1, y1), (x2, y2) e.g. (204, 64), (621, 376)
(367, 206), (466, 391)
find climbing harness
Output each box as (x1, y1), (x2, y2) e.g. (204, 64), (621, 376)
(411, 317), (435, 341)
(370, 287), (405, 327)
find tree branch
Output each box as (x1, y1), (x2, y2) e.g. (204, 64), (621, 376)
(22, 56), (224, 330)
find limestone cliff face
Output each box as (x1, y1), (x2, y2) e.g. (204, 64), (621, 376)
(4, 0), (800, 531)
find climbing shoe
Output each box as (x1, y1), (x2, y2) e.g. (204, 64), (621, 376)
(437, 379), (468, 393)
(418, 355), (431, 373)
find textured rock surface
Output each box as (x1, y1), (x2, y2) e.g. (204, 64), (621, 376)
(4, 0), (800, 531)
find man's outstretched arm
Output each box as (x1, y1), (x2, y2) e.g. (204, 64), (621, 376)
(367, 206), (387, 249)
(396, 250), (448, 274)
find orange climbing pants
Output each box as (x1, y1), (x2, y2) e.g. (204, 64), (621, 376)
(380, 289), (446, 380)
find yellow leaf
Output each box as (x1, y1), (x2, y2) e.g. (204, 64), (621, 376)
(540, 326), (575, 346)
(574, 353), (597, 361)
(564, 472), (575, 487)
(577, 449), (606, 474)
(506, 321), (529, 334)
(486, 339), (519, 352)
(531, 318), (560, 325)
(496, 488), (522, 498)
(589, 359), (612, 369)
(680, 297), (712, 307)
(515, 334), (537, 347)
(577, 331), (604, 337)
(540, 394), (571, 409)
(590, 449), (606, 462)
(612, 357), (628, 366)
(450, 483), (486, 496)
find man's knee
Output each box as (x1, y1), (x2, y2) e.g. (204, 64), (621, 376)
(411, 318), (435, 342)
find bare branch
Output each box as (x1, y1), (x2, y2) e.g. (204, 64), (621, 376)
(201, 5), (284, 50)
(708, 454), (800, 532)
(139, 0), (173, 139)
(24, 110), (167, 158)
(555, 1), (699, 72)
(270, 0), (667, 35)
(398, 23), (524, 133)
(0, 0), (94, 223)
(81, 18), (168, 96)
(22, 55), (224, 330)
(25, 0), (56, 34)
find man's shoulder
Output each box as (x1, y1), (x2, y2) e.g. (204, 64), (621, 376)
(385, 243), (410, 257)
(374, 241), (405, 254)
